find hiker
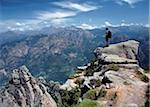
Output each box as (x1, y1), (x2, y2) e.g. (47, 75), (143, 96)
(105, 28), (112, 47)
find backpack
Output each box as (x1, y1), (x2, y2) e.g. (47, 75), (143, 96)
(107, 31), (112, 38)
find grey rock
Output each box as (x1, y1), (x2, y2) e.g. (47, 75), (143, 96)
(100, 53), (138, 64)
(45, 81), (62, 106)
(104, 70), (127, 85)
(61, 40), (148, 107)
(60, 79), (78, 91)
(94, 40), (139, 60)
(0, 65), (57, 107)
(77, 66), (88, 71)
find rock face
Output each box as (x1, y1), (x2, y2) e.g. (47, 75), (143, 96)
(60, 40), (149, 107)
(94, 40), (139, 60)
(0, 66), (57, 107)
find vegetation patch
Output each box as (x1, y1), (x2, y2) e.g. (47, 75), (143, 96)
(83, 89), (97, 100)
(83, 87), (107, 101)
(144, 99), (150, 107)
(60, 87), (81, 107)
(76, 99), (99, 107)
(141, 84), (150, 107)
(69, 73), (80, 79)
(144, 70), (150, 73)
(89, 79), (102, 87)
(83, 58), (102, 76)
(84, 68), (95, 76)
(135, 71), (149, 83)
(75, 78), (85, 86)
(98, 88), (107, 98)
(84, 61), (98, 76)
(123, 81), (131, 85)
(107, 64), (119, 71)
(140, 99), (150, 107)
(95, 79), (102, 87)
(76, 70), (84, 73)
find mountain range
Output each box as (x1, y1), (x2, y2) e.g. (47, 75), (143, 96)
(0, 25), (149, 85)
(0, 40), (149, 107)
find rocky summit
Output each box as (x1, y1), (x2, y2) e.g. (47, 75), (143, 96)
(60, 40), (149, 107)
(0, 66), (57, 107)
(0, 40), (149, 107)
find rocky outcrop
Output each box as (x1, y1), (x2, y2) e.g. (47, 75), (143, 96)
(94, 40), (139, 60)
(0, 66), (57, 107)
(60, 40), (149, 107)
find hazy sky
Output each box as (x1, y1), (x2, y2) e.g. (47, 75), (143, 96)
(0, 0), (149, 31)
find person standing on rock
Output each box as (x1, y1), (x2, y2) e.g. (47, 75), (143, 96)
(105, 28), (112, 47)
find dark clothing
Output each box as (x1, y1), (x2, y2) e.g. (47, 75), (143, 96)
(105, 30), (111, 38)
(105, 35), (109, 42)
(105, 30), (109, 46)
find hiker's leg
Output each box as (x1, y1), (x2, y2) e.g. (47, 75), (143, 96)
(107, 38), (109, 46)
(106, 37), (108, 47)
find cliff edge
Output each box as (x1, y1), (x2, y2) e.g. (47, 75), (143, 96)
(60, 40), (149, 107)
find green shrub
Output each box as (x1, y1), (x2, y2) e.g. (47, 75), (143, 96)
(69, 73), (80, 79)
(90, 58), (97, 65)
(98, 88), (107, 98)
(84, 68), (95, 76)
(144, 70), (150, 74)
(123, 81), (131, 85)
(144, 99), (150, 107)
(60, 88), (81, 107)
(136, 71), (149, 83)
(95, 79), (102, 87)
(140, 75), (149, 83)
(83, 89), (97, 100)
(75, 78), (85, 86)
(84, 60), (97, 76)
(140, 99), (150, 107)
(69, 73), (76, 79)
(89, 79), (102, 87)
(76, 99), (99, 107)
(107, 64), (119, 71)
(83, 87), (107, 100)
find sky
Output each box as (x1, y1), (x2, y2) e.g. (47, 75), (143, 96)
(0, 0), (149, 32)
